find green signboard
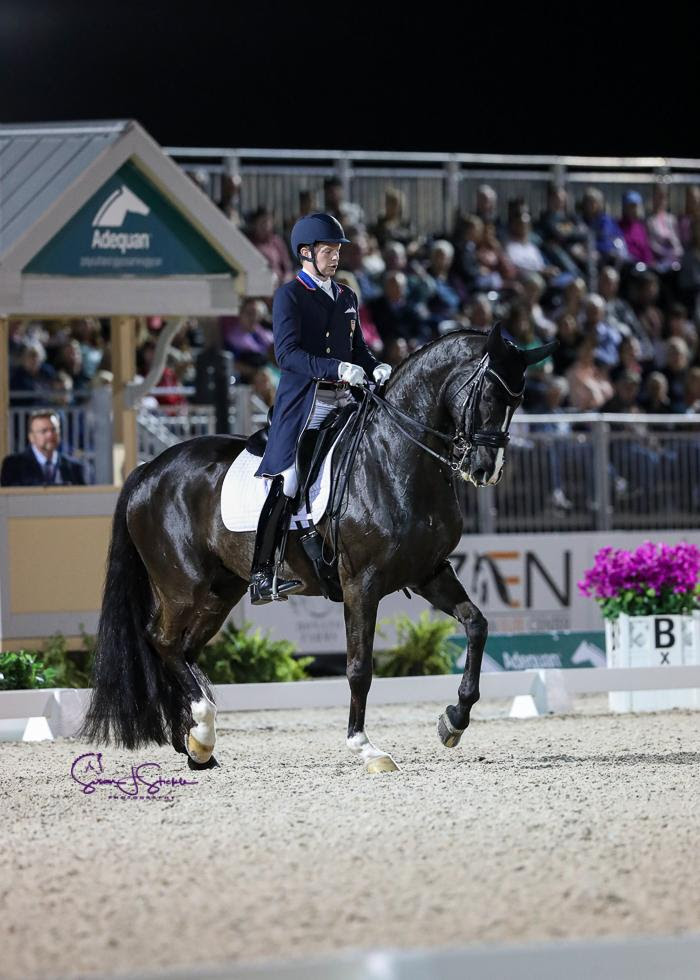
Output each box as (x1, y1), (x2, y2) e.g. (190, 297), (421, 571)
(451, 631), (606, 672)
(25, 161), (233, 278)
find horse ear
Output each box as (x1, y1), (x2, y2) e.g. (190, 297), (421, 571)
(520, 339), (559, 366)
(486, 321), (513, 360)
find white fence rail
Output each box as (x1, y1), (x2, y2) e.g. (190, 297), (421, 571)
(3, 666), (700, 741)
(165, 145), (700, 239)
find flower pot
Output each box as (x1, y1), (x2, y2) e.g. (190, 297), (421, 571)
(605, 612), (700, 712)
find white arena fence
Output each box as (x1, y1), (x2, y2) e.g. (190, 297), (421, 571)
(3, 665), (700, 741)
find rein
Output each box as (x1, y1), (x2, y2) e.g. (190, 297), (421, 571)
(320, 353), (523, 565)
(367, 354), (524, 474)
(323, 386), (376, 564)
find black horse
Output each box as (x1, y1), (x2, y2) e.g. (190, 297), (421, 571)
(80, 324), (555, 772)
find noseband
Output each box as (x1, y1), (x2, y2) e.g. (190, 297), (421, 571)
(366, 353), (524, 476)
(449, 354), (524, 472)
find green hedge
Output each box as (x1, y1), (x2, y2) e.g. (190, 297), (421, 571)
(0, 613), (459, 690)
(0, 651), (58, 690)
(196, 622), (312, 683)
(375, 611), (460, 677)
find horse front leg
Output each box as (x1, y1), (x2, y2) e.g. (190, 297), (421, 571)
(413, 559), (487, 748)
(343, 579), (399, 773)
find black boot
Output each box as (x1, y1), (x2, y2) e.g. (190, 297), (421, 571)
(249, 476), (303, 605)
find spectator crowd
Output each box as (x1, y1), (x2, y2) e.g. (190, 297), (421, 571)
(216, 176), (700, 423)
(7, 173), (700, 496)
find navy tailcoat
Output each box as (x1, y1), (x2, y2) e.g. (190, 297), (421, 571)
(255, 270), (379, 478)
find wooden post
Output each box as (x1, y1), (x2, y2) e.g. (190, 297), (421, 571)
(110, 316), (137, 483)
(0, 318), (9, 466)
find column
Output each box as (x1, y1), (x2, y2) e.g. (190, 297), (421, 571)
(110, 315), (137, 483)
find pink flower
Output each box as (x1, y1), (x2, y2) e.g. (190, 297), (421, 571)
(578, 541), (700, 602)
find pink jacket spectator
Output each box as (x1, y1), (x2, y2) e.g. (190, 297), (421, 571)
(619, 217), (654, 265)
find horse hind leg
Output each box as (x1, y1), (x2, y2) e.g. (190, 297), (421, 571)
(148, 581), (246, 768)
(147, 611), (216, 766)
(181, 579), (249, 767)
(181, 662), (218, 769)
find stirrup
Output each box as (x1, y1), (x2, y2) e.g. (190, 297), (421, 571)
(249, 568), (303, 606)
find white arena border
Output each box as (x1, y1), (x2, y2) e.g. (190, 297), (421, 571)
(66, 931), (700, 979)
(2, 665), (700, 740)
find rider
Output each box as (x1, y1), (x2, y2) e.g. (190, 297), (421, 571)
(249, 211), (392, 605)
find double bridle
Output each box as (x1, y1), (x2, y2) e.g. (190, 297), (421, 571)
(365, 353), (524, 477)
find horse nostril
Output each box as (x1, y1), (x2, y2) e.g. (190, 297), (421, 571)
(473, 468), (486, 484)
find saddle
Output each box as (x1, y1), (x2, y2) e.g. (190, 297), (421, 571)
(244, 408), (273, 457)
(245, 403), (355, 496)
(245, 396), (359, 602)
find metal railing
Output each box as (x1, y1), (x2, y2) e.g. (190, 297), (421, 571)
(458, 413), (700, 534)
(136, 400), (217, 459)
(9, 390), (700, 534)
(135, 386), (269, 464)
(7, 385), (270, 481)
(7, 388), (112, 485)
(165, 146), (700, 238)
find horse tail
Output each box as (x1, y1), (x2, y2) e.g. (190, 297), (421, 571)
(78, 466), (174, 749)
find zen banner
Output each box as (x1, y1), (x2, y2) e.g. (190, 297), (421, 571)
(238, 530), (700, 655)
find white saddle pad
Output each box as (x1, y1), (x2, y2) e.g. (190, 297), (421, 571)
(221, 436), (342, 532)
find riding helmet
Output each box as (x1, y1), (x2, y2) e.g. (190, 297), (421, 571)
(290, 212), (350, 259)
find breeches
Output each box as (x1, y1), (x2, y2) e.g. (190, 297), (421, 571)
(278, 388), (347, 496)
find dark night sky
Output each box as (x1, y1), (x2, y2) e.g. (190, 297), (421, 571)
(2, 1), (699, 158)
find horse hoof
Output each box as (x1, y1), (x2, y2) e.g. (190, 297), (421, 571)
(187, 733), (215, 765)
(438, 712), (465, 748)
(188, 754), (220, 770)
(365, 754), (399, 774)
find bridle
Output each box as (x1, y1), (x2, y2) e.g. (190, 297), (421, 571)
(364, 353), (524, 477)
(324, 352), (523, 565)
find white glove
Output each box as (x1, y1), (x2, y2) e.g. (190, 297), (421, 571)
(338, 361), (367, 386)
(373, 363), (392, 383)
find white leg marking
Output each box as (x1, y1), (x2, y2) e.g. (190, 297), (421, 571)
(346, 731), (399, 771)
(189, 694), (217, 750)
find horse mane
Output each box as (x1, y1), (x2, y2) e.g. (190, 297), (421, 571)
(384, 329), (487, 392)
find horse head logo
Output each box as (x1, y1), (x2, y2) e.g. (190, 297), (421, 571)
(92, 186), (150, 228)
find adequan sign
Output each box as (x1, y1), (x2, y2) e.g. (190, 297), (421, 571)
(24, 160), (232, 278)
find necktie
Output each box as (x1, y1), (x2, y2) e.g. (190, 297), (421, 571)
(44, 461), (55, 484)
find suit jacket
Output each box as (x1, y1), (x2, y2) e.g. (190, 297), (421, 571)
(255, 270), (379, 478)
(0, 448), (86, 487)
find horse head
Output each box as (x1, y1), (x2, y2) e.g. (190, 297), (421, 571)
(457, 322), (557, 487)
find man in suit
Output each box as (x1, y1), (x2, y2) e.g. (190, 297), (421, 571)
(250, 212), (392, 605)
(0, 410), (86, 487)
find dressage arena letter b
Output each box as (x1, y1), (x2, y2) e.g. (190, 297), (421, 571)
(654, 617), (675, 649)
